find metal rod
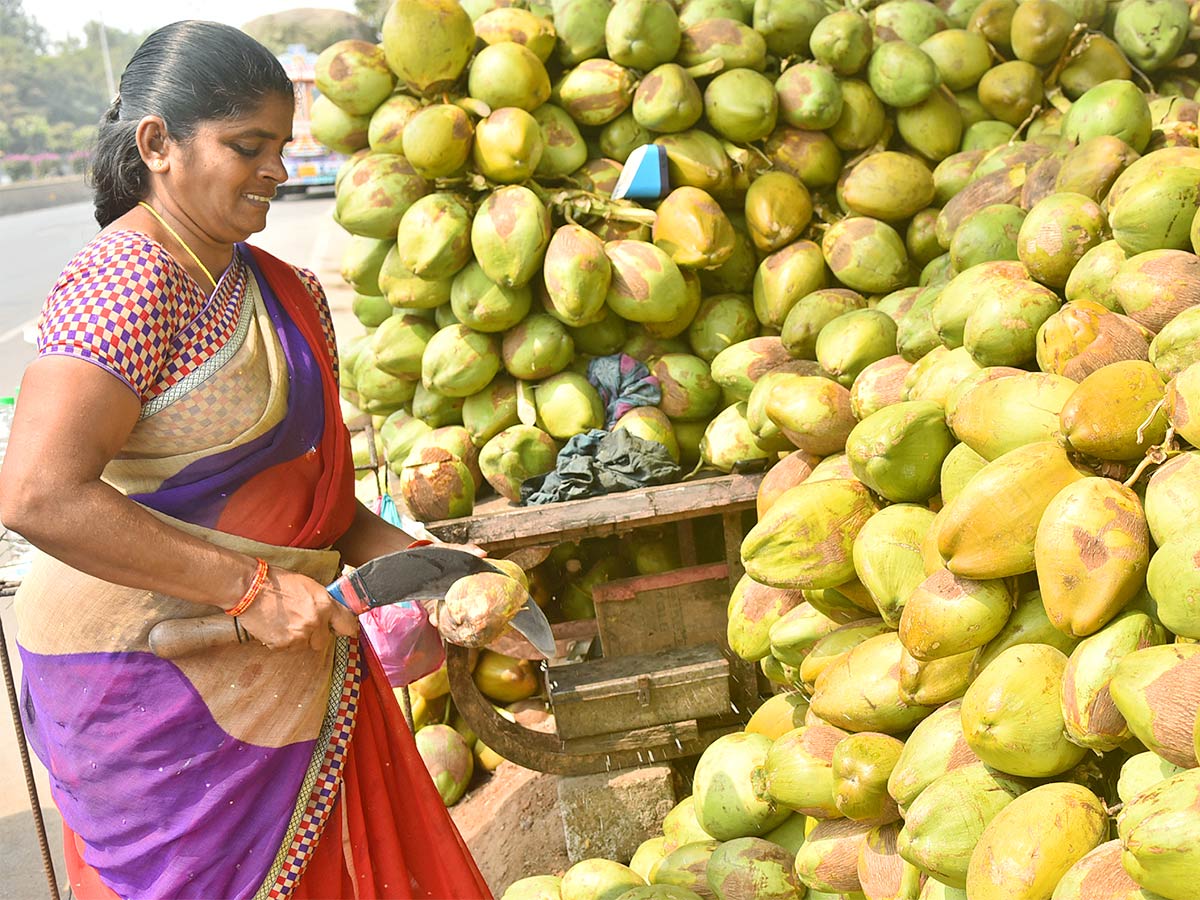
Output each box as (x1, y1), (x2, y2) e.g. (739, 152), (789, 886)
(0, 583), (61, 900)
(399, 683), (415, 732)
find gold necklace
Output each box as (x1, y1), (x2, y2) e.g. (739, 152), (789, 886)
(137, 201), (219, 289)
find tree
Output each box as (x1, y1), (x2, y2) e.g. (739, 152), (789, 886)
(35, 25), (141, 128)
(242, 9), (376, 54)
(355, 0), (392, 29)
(0, 0), (145, 179)
(0, 0), (44, 123)
(0, 0), (46, 52)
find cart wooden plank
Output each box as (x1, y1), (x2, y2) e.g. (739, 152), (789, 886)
(424, 473), (763, 553)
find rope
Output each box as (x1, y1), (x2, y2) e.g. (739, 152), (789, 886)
(0, 580), (61, 900)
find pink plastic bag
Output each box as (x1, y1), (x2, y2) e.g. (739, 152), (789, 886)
(359, 495), (445, 687)
(360, 601), (445, 688)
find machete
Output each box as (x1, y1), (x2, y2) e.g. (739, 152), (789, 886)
(148, 545), (557, 659)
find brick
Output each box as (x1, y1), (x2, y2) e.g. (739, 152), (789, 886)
(556, 765), (677, 864)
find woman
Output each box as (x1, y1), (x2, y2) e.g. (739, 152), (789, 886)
(0, 21), (492, 900)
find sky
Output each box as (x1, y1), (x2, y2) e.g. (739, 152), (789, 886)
(29, 0), (361, 43)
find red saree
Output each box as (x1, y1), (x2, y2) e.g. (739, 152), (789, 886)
(33, 242), (491, 900)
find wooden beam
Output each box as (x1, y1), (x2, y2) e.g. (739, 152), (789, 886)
(424, 473), (763, 552)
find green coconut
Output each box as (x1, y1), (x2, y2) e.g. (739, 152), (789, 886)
(753, 241), (827, 332)
(382, 0), (475, 95)
(1118, 752), (1187, 805)
(1037, 476), (1152, 638)
(809, 632), (936, 734)
(845, 401), (954, 503)
(1117, 767), (1200, 899)
(948, 371), (1074, 460)
(886, 700), (981, 813)
(1144, 451), (1200, 547)
(852, 504), (936, 627)
(898, 764), (1027, 888)
(821, 218), (910, 296)
(700, 402), (774, 473)
(693, 733), (789, 841)
(633, 63), (703, 134)
(831, 732), (906, 822)
(560, 859), (646, 900)
(1062, 610), (1168, 753)
(535, 372), (605, 440)
(741, 479), (883, 591)
(1110, 643), (1200, 769)
(688, 295), (760, 363)
(760, 724), (847, 818)
(705, 837), (802, 900)
(899, 568), (1013, 661)
(960, 643), (1087, 777)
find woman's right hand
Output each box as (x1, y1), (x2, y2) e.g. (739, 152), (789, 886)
(236, 567), (360, 652)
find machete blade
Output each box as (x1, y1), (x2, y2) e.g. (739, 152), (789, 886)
(331, 545), (499, 613)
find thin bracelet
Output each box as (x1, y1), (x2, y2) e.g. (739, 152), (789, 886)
(227, 558), (269, 616)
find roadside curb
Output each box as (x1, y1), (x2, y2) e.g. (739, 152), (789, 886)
(0, 178), (91, 218)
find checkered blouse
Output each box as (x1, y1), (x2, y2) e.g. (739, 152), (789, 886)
(37, 230), (338, 402)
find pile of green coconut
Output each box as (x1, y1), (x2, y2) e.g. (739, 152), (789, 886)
(310, 0), (1200, 897)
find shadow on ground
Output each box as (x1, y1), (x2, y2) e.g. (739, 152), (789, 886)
(0, 806), (67, 899)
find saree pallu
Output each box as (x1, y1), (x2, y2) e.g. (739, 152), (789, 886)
(15, 245), (491, 900)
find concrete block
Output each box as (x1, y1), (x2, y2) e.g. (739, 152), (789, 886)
(557, 765), (677, 864)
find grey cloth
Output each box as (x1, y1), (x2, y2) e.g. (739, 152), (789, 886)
(521, 428), (681, 505)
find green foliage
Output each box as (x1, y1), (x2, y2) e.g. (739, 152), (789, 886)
(0, 0), (143, 178)
(0, 1), (377, 180)
(242, 8), (377, 54)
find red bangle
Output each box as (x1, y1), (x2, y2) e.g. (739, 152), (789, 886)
(407, 539), (434, 549)
(227, 558), (269, 616)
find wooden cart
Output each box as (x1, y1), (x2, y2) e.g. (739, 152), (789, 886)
(426, 473), (763, 776)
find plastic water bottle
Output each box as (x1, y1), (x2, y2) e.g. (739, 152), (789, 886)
(0, 395), (11, 458)
(0, 395), (33, 579)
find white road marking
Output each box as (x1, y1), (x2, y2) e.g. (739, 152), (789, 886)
(0, 317), (37, 346)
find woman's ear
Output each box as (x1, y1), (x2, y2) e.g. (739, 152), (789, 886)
(135, 116), (171, 174)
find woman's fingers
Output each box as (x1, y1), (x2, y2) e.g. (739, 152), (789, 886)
(328, 602), (360, 637)
(236, 568), (363, 652)
(307, 625), (330, 652)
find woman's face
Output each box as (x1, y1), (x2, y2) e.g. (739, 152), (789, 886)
(159, 93), (294, 243)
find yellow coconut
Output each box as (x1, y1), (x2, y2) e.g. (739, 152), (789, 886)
(938, 442), (1085, 579)
(1035, 476), (1151, 638)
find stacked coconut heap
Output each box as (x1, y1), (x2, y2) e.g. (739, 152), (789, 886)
(320, 0), (1200, 529)
(312, 0), (1200, 897)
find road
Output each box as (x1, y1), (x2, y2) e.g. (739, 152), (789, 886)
(0, 191), (351, 897)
